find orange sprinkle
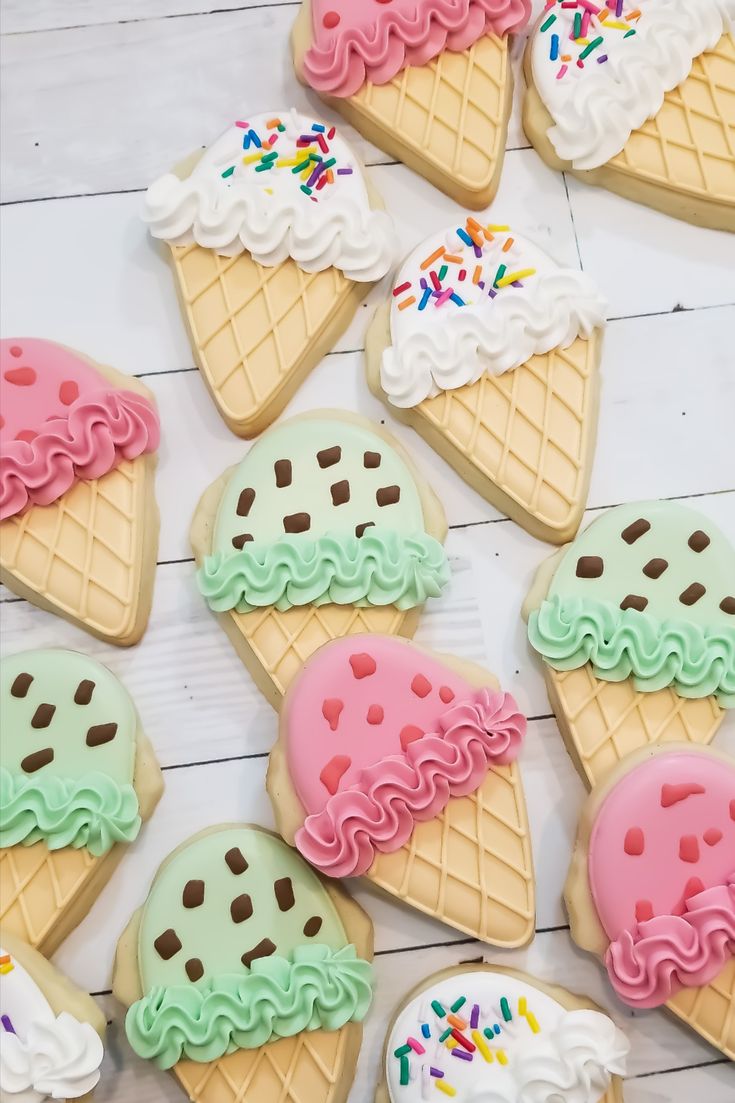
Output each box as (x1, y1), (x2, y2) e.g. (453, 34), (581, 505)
(398, 296), (416, 311)
(447, 1014), (468, 1030)
(626, 8), (641, 19)
(326, 169), (334, 184)
(502, 237), (514, 253)
(483, 231), (495, 243)
(443, 254), (463, 263)
(561, 54), (572, 61)
(421, 246), (445, 270)
(473, 266), (483, 284)
(467, 226), (484, 247)
(466, 217), (483, 232)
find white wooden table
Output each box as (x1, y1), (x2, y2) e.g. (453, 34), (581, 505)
(1, 1), (734, 1099)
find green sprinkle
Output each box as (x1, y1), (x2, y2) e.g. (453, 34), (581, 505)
(394, 1044), (411, 1058)
(431, 1001), (446, 1018)
(624, 28), (636, 37)
(400, 1055), (410, 1086)
(300, 185), (312, 195)
(221, 166), (235, 178)
(277, 123), (286, 132)
(484, 1028), (495, 1040)
(450, 997), (467, 1014)
(309, 152), (322, 162)
(573, 11), (582, 38)
(255, 162), (273, 172)
(322, 157), (337, 170)
(439, 1027), (453, 1043)
(292, 158), (310, 174)
(494, 263), (507, 287)
(540, 13), (556, 32)
(261, 150), (278, 163)
(500, 997), (512, 1022)
(579, 36), (604, 60)
(438, 264), (448, 282)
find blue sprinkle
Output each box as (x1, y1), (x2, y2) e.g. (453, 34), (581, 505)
(249, 130), (262, 148)
(311, 123), (326, 132)
(494, 1024), (501, 1035)
(456, 228), (474, 247)
(550, 33), (559, 61)
(418, 288), (432, 311)
(421, 1024), (431, 1039)
(450, 294), (465, 306)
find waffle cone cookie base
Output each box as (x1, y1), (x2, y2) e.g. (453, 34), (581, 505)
(375, 964), (626, 1103)
(523, 35), (735, 232)
(544, 664), (725, 790)
(367, 302), (601, 544)
(666, 958), (735, 1060)
(294, 8), (514, 209)
(0, 729), (162, 957)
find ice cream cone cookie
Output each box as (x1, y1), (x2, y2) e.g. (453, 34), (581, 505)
(366, 219), (607, 543)
(565, 743), (735, 1059)
(0, 649), (163, 956)
(191, 411), (450, 707)
(523, 1), (735, 231)
(293, 1), (532, 208)
(0, 931), (105, 1101)
(269, 634), (534, 945)
(113, 825), (373, 1103)
(375, 963), (629, 1103)
(524, 501), (735, 788)
(144, 109), (394, 437)
(0, 339), (160, 645)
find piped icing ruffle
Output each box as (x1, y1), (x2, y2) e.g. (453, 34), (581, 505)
(514, 1010), (629, 1103)
(125, 945), (373, 1068)
(303, 0), (531, 97)
(0, 390), (160, 520)
(197, 529), (450, 613)
(296, 689), (525, 876)
(605, 874), (735, 1008)
(528, 594), (735, 706)
(0, 767), (141, 857)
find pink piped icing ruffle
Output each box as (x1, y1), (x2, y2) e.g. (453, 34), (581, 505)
(605, 874), (735, 1008)
(295, 688), (525, 877)
(0, 391), (160, 520)
(302, 0), (531, 98)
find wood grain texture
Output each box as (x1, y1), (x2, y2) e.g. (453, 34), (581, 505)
(2, 1), (734, 1099)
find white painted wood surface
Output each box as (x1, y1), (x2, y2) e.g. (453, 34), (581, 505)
(1, 1), (733, 1099)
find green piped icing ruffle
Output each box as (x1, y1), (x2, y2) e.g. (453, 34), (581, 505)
(0, 767), (141, 856)
(125, 945), (373, 1068)
(197, 529), (450, 613)
(528, 594), (735, 706)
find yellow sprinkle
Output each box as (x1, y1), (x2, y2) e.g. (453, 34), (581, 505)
(603, 19), (629, 28)
(526, 1012), (541, 1034)
(496, 268), (536, 288)
(445, 1037), (458, 1051)
(518, 996), (527, 1016)
(242, 153), (262, 164)
(276, 157), (299, 168)
(265, 188), (273, 195)
(436, 1084), (457, 1098)
(472, 1030), (493, 1063)
(0, 964), (14, 974)
(486, 224), (510, 232)
(496, 1049), (508, 1066)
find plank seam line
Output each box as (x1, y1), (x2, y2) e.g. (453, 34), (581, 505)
(0, 1), (301, 38)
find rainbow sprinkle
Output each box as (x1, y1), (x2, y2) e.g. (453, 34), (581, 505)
(1, 1014), (15, 1034)
(539, 0), (643, 79)
(0, 955), (14, 976)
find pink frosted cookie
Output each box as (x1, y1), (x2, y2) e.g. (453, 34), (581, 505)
(269, 633), (535, 945)
(566, 743), (735, 1060)
(0, 339), (160, 645)
(292, 0), (532, 207)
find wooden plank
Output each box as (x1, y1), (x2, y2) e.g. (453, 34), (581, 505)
(2, 0), (294, 35)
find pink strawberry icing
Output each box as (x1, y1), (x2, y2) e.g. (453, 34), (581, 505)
(588, 750), (735, 1008)
(302, 0), (531, 98)
(284, 635), (525, 877)
(0, 339), (160, 520)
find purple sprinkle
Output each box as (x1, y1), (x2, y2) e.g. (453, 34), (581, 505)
(470, 1004), (480, 1029)
(306, 160), (328, 188)
(478, 280), (485, 289)
(452, 1049), (473, 1062)
(511, 280), (524, 288)
(420, 277), (428, 289)
(473, 244), (483, 259)
(597, 54), (609, 64)
(615, 0), (623, 14)
(1, 1015), (15, 1034)
(430, 1068), (445, 1079)
(337, 167), (353, 174)
(300, 134), (316, 143)
(488, 288), (497, 298)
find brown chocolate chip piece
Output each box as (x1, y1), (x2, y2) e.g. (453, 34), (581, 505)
(274, 877), (295, 912)
(21, 748), (54, 774)
(86, 723), (118, 747)
(688, 530), (710, 553)
(230, 893), (253, 923)
(330, 480), (350, 506)
(376, 485), (400, 507)
(10, 673), (33, 698)
(183, 880), (205, 909)
(284, 512), (311, 534)
(237, 488), (255, 517)
(225, 847), (248, 875)
(317, 446), (341, 468)
(355, 522), (375, 538)
(274, 459), (292, 488)
(643, 558), (668, 579)
(185, 958), (204, 982)
(241, 938), (276, 969)
(74, 679), (95, 705)
(620, 595), (648, 612)
(154, 929), (182, 960)
(621, 518), (651, 544)
(576, 556), (604, 579)
(363, 451), (381, 469)
(232, 533), (253, 550)
(720, 597), (735, 615)
(31, 704), (55, 729)
(303, 916), (323, 938)
(680, 583), (706, 606)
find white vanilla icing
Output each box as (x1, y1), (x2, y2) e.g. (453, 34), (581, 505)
(531, 0), (735, 169)
(381, 222), (606, 407)
(144, 108), (395, 281)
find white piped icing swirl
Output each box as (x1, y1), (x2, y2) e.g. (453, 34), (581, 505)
(0, 1013), (103, 1102)
(531, 0), (735, 170)
(144, 109), (395, 282)
(381, 222), (606, 408)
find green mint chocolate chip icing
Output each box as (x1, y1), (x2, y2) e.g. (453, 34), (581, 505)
(528, 502), (735, 705)
(0, 649), (141, 853)
(197, 417), (449, 612)
(126, 826), (373, 1064)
